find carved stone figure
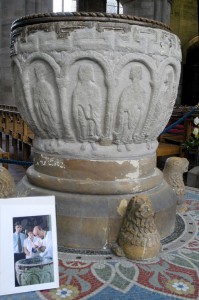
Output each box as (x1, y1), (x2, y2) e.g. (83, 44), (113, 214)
(73, 65), (102, 142)
(114, 66), (147, 145)
(0, 166), (16, 198)
(33, 64), (58, 138)
(163, 157), (189, 213)
(112, 195), (161, 260)
(150, 69), (175, 139)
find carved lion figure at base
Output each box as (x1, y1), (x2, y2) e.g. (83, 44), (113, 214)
(0, 166), (16, 198)
(112, 194), (161, 260)
(163, 157), (189, 213)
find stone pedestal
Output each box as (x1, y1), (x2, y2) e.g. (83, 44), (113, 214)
(10, 13), (181, 250)
(18, 176), (177, 249)
(187, 166), (199, 188)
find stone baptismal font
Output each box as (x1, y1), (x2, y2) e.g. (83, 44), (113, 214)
(10, 11), (181, 254)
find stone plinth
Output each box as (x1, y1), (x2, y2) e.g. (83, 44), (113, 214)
(10, 13), (181, 250)
(187, 166), (199, 188)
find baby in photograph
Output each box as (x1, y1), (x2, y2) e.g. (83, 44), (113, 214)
(24, 227), (40, 259)
(24, 226), (53, 259)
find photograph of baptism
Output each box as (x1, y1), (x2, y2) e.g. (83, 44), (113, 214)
(13, 216), (54, 287)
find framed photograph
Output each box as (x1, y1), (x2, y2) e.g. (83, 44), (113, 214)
(0, 195), (59, 296)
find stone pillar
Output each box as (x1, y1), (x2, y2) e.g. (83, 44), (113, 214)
(120, 0), (173, 25)
(77, 0), (106, 12)
(0, 0), (53, 105)
(198, 0), (199, 34)
(26, 0), (52, 15)
(0, 0), (2, 49)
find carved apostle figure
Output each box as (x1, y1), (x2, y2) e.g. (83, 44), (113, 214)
(32, 64), (58, 138)
(73, 65), (102, 142)
(150, 69), (175, 139)
(114, 66), (147, 144)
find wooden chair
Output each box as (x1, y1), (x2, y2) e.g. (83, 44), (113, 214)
(0, 149), (10, 169)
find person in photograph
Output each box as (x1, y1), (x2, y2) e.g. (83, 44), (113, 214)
(13, 221), (26, 286)
(33, 225), (53, 259)
(24, 227), (39, 259)
(13, 221), (26, 259)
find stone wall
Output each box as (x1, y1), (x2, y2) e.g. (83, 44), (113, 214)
(170, 0), (198, 105)
(0, 0), (53, 105)
(120, 0), (172, 25)
(170, 0), (198, 61)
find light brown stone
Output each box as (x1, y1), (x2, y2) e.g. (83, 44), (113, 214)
(0, 166), (16, 197)
(163, 157), (189, 212)
(17, 175), (177, 249)
(118, 195), (161, 260)
(27, 165), (163, 195)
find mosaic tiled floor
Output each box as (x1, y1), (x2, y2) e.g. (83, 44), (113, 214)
(1, 187), (199, 299)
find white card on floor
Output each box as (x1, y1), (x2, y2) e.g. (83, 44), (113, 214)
(0, 196), (59, 295)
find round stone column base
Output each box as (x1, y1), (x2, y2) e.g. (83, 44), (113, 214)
(27, 164), (162, 195)
(17, 175), (177, 250)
